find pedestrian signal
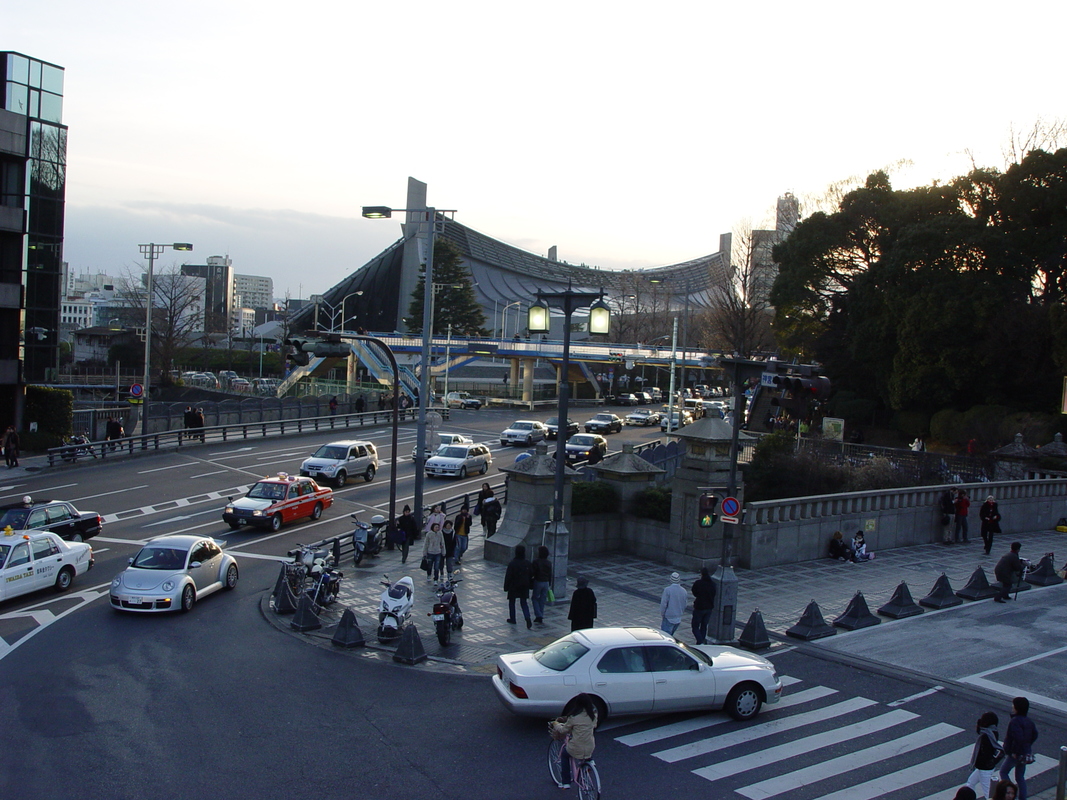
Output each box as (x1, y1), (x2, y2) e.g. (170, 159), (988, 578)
(699, 493), (718, 528)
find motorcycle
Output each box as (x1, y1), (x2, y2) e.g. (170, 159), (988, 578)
(62, 432), (97, 462)
(377, 574), (415, 643)
(429, 575), (463, 646)
(352, 513), (386, 566)
(304, 557), (342, 610)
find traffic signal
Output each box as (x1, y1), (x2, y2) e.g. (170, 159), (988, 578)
(284, 337), (311, 367)
(284, 336), (351, 361)
(699, 493), (718, 528)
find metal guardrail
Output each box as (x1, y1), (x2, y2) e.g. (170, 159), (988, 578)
(45, 407), (448, 468)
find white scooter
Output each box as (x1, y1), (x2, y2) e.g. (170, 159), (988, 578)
(377, 575), (415, 643)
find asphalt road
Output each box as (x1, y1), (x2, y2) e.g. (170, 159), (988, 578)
(3, 405), (1063, 799)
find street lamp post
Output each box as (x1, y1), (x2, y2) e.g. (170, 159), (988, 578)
(363, 204), (457, 527)
(528, 285), (610, 603)
(137, 242), (192, 437)
(500, 300), (521, 340)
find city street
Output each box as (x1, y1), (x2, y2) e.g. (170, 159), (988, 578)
(2, 405), (1064, 799)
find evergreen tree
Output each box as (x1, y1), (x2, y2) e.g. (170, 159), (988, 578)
(405, 239), (489, 336)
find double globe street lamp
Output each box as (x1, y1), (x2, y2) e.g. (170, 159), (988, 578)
(527, 286), (610, 603)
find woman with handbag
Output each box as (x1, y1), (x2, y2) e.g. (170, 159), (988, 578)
(965, 711), (1002, 798)
(422, 523), (445, 583)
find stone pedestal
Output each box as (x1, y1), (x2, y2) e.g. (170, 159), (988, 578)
(710, 564), (738, 644)
(591, 442), (665, 511)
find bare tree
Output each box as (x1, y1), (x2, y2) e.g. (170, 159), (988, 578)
(115, 264), (204, 383)
(699, 221), (776, 356)
(1002, 117), (1067, 167)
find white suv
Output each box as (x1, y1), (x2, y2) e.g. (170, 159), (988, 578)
(299, 440), (378, 487)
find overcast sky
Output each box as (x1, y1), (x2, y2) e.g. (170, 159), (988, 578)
(8, 1), (1065, 300)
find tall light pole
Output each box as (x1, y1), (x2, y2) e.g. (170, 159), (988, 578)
(336, 290), (364, 331)
(137, 242), (192, 436)
(648, 277), (693, 399)
(362, 204), (457, 526)
(500, 300), (521, 339)
(528, 285), (610, 603)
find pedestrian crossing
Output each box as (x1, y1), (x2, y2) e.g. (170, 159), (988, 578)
(608, 674), (1060, 800)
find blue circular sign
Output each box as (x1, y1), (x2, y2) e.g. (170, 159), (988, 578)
(129, 383), (144, 398)
(721, 496), (740, 517)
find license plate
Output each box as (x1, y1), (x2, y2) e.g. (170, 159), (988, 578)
(432, 614), (445, 621)
(129, 597), (142, 605)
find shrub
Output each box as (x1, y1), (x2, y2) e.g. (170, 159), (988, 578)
(570, 481), (619, 516)
(630, 485), (672, 522)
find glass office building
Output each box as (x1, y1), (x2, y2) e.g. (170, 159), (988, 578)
(0, 51), (66, 425)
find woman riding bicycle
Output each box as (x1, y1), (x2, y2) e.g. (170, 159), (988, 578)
(550, 693), (598, 789)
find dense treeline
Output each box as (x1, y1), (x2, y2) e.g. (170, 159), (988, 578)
(770, 149), (1067, 421)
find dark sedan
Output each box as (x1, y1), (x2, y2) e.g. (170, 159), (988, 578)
(564, 434), (608, 463)
(0, 497), (103, 542)
(545, 417), (579, 440)
(584, 413), (623, 434)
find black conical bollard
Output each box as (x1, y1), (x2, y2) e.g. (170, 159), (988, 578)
(273, 581), (298, 615)
(955, 567), (999, 600)
(833, 591), (881, 630)
(786, 600), (837, 641)
(878, 581), (924, 619)
(1024, 554), (1064, 587)
(393, 624), (428, 665)
(920, 573), (963, 609)
(331, 608), (366, 648)
(271, 564), (288, 601)
(737, 608), (771, 651)
(290, 593), (322, 631)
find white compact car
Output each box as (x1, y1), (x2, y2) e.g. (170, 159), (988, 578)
(0, 530), (94, 601)
(300, 440), (378, 487)
(412, 433), (474, 461)
(493, 626), (782, 722)
(110, 535), (238, 613)
(425, 444), (493, 478)
(500, 420), (548, 446)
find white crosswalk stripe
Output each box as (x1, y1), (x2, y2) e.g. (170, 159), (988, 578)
(605, 675), (1056, 799)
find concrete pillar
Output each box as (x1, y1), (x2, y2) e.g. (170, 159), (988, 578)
(522, 358), (535, 405)
(509, 358), (520, 399)
(710, 565), (738, 643)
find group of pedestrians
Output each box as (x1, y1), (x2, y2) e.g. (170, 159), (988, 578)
(183, 405), (206, 440)
(828, 530), (877, 563)
(3, 425), (18, 468)
(953, 695), (1039, 800)
(658, 569), (717, 644)
(940, 489), (1003, 554)
(500, 544), (598, 631)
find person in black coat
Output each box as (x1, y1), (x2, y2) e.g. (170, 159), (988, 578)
(396, 505), (419, 564)
(568, 576), (597, 631)
(690, 568), (716, 645)
(999, 696), (1039, 798)
(994, 542), (1025, 603)
(980, 495), (1002, 556)
(503, 544), (534, 628)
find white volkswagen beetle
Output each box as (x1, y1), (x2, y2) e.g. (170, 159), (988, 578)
(493, 626), (781, 722)
(110, 534), (238, 613)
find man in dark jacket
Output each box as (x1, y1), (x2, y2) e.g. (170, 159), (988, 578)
(690, 568), (716, 644)
(1000, 696), (1038, 798)
(503, 544), (534, 628)
(396, 505), (419, 564)
(994, 541), (1025, 603)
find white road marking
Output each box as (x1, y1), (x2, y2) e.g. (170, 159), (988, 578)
(0, 585), (110, 664)
(0, 483), (77, 500)
(209, 447), (253, 455)
(138, 462), (198, 474)
(100, 487), (250, 524)
(194, 470), (229, 477)
(255, 452), (305, 461)
(887, 686), (943, 706)
(911, 755), (1060, 800)
(70, 485), (150, 502)
(144, 507), (223, 527)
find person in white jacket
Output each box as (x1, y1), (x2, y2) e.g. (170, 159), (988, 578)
(660, 572), (687, 635)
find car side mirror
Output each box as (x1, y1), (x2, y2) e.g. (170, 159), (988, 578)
(694, 661), (705, 672)
(128, 557), (134, 564)
(227, 496), (233, 503)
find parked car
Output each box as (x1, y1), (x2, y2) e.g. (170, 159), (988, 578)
(660, 410), (694, 432)
(617, 393), (640, 406)
(218, 370), (238, 387)
(222, 473), (334, 531)
(625, 408), (662, 427)
(584, 412), (623, 434)
(1, 530), (94, 601)
(636, 391), (652, 404)
(110, 534), (238, 613)
(545, 416), (579, 440)
(444, 391), (484, 410)
(501, 420), (548, 446)
(230, 377), (251, 392)
(563, 434), (608, 462)
(252, 377), (281, 395)
(425, 443), (493, 478)
(0, 497), (102, 542)
(300, 440), (378, 487)
(412, 433), (473, 461)
(492, 626), (782, 721)
(684, 398), (707, 419)
(649, 387), (663, 401)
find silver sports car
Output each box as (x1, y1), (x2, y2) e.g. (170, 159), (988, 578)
(110, 534), (239, 613)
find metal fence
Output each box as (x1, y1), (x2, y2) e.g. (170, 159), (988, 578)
(797, 438), (995, 485)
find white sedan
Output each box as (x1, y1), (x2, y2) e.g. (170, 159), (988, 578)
(0, 530), (94, 601)
(110, 534), (239, 613)
(493, 626), (781, 722)
(425, 443), (493, 478)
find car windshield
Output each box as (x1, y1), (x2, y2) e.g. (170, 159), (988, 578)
(0, 508), (30, 528)
(513, 422), (532, 430)
(438, 447), (468, 459)
(546, 417), (559, 425)
(248, 482), (286, 500)
(676, 640), (713, 666)
(631, 410), (648, 415)
(595, 415), (611, 421)
(312, 445), (347, 460)
(533, 636), (590, 672)
(570, 436), (595, 446)
(132, 546), (187, 570)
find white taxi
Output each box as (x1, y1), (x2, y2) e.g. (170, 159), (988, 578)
(0, 528), (95, 602)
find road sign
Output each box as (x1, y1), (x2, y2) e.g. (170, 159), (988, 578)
(720, 496), (740, 517)
(129, 383), (144, 398)
(721, 514), (739, 525)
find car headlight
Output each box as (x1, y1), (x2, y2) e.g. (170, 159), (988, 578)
(162, 579), (176, 591)
(322, 465), (337, 474)
(111, 575), (121, 588)
(252, 509), (264, 517)
(224, 506), (234, 514)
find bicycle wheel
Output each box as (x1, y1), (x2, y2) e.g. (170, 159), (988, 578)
(577, 762), (600, 800)
(547, 738), (564, 786)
